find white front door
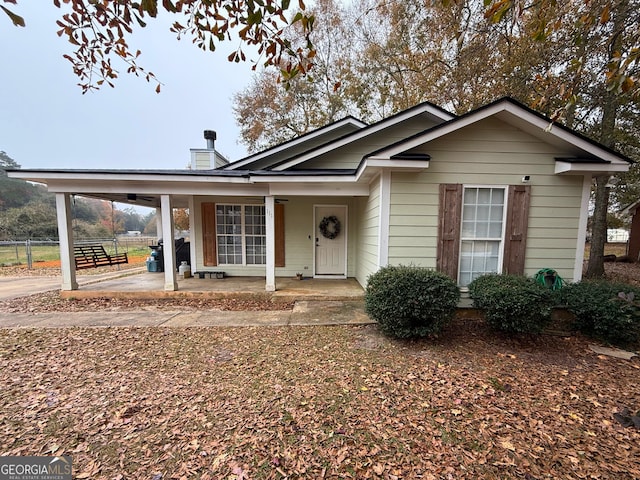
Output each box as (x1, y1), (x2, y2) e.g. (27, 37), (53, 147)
(314, 205), (347, 277)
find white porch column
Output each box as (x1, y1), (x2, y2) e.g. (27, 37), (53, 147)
(160, 195), (178, 291)
(265, 195), (276, 291)
(188, 196), (197, 271)
(56, 193), (78, 291)
(377, 170), (391, 268)
(155, 207), (163, 243)
(573, 175), (592, 282)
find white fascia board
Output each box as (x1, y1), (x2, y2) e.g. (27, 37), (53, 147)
(45, 180), (269, 196)
(354, 158), (429, 182)
(272, 106), (454, 171)
(224, 117), (368, 170)
(366, 105), (506, 159)
(360, 158), (430, 170)
(499, 103), (629, 166)
(554, 161), (630, 175)
(8, 171), (252, 184)
(249, 174), (357, 183)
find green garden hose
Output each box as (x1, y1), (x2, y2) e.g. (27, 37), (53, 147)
(534, 268), (565, 291)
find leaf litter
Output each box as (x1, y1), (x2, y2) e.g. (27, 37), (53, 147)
(1, 321), (638, 479)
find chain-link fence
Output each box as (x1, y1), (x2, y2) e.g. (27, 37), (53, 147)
(0, 237), (156, 268)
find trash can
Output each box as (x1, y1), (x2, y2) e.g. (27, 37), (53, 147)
(148, 245), (164, 272)
(146, 259), (160, 272)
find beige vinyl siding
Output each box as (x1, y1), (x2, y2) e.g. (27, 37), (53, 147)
(355, 177), (381, 287)
(294, 116), (441, 170)
(194, 196), (357, 278)
(194, 152), (212, 170)
(388, 192), (439, 268)
(387, 117), (585, 281)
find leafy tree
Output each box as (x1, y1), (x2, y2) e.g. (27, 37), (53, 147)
(72, 219), (110, 239)
(233, 0), (353, 151)
(0, 150), (19, 171)
(174, 208), (190, 231)
(0, 151), (53, 209)
(143, 213), (158, 236)
(0, 202), (58, 240)
(2, 0), (316, 92)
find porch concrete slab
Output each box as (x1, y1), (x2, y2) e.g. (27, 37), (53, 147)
(0, 268), (146, 301)
(60, 272), (365, 301)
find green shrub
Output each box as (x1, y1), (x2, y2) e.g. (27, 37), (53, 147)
(562, 280), (640, 347)
(365, 265), (460, 338)
(468, 274), (552, 334)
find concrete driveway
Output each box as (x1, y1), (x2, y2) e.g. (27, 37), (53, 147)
(0, 276), (64, 301)
(0, 268), (146, 301)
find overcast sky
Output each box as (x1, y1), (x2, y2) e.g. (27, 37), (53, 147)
(0, 3), (254, 171)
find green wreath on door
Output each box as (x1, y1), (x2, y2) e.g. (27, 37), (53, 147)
(319, 215), (341, 240)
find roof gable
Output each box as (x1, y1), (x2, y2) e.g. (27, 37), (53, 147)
(270, 100), (455, 171)
(225, 100), (455, 172)
(224, 116), (367, 171)
(365, 97), (632, 171)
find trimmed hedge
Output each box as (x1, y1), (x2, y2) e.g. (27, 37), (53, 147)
(365, 265), (460, 338)
(561, 280), (640, 347)
(468, 274), (552, 334)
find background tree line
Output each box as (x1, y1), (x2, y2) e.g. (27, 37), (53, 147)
(0, 151), (156, 240)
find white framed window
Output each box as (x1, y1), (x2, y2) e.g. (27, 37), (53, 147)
(216, 204), (266, 265)
(458, 187), (506, 286)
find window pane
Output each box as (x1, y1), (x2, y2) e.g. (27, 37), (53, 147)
(490, 205), (503, 221)
(476, 205), (490, 222)
(489, 221), (503, 237)
(477, 188), (491, 204)
(475, 222), (489, 238)
(463, 188), (477, 205)
(462, 220), (475, 237)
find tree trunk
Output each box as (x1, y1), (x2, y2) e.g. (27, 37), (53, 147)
(584, 0), (625, 279)
(585, 175), (609, 278)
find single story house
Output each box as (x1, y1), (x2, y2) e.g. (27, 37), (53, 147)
(8, 97), (631, 292)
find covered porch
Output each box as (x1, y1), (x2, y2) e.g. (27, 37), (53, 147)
(58, 272), (365, 303)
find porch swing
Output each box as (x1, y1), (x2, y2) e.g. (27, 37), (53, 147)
(72, 199), (129, 270)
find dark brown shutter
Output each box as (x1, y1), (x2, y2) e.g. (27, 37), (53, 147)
(202, 202), (217, 266)
(437, 184), (463, 280)
(503, 185), (531, 274)
(275, 203), (285, 267)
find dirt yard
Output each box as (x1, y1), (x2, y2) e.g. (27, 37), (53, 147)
(0, 324), (639, 479)
(0, 246), (638, 478)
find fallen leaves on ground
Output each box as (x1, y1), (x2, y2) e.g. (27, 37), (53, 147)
(1, 322), (639, 479)
(0, 291), (293, 313)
